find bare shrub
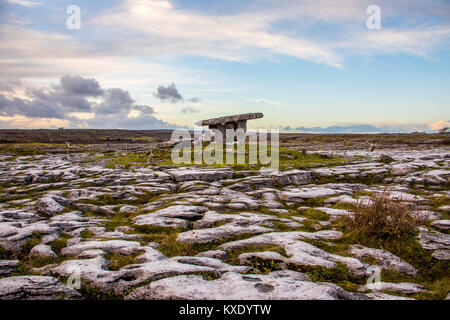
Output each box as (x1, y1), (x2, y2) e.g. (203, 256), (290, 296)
(340, 191), (421, 242)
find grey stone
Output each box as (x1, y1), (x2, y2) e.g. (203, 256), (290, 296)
(269, 170), (312, 186)
(36, 196), (67, 216)
(220, 231), (370, 278)
(166, 168), (233, 182)
(61, 240), (143, 257)
(0, 260), (19, 276)
(132, 205), (209, 228)
(431, 220), (450, 231)
(119, 205), (138, 214)
(348, 245), (417, 276)
(177, 223), (272, 243)
(419, 231), (450, 251)
(359, 282), (427, 295)
(197, 250), (228, 260)
(432, 249), (450, 261)
(125, 271), (362, 300)
(29, 244), (58, 258)
(0, 276), (82, 300)
(364, 292), (415, 300)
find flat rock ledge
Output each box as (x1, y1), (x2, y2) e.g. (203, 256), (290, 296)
(0, 260), (19, 276)
(358, 282), (427, 295)
(125, 271), (365, 300)
(0, 276), (83, 300)
(348, 245), (417, 276)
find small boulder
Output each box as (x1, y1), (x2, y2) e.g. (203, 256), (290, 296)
(431, 220), (450, 231)
(36, 196), (67, 216)
(119, 205), (139, 214)
(378, 154), (394, 163)
(29, 244), (58, 258)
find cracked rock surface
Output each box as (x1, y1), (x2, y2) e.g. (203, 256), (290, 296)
(0, 145), (448, 300)
(125, 271), (363, 300)
(0, 276), (83, 300)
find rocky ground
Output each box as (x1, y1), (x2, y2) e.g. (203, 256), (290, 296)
(0, 141), (449, 300)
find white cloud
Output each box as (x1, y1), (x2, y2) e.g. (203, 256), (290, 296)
(1, 0), (449, 84)
(1, 0), (449, 130)
(89, 0), (450, 68)
(5, 0), (41, 7)
(0, 23), (218, 91)
(94, 0), (342, 67)
(342, 27), (450, 58)
(67, 112), (95, 120)
(0, 75), (183, 130)
(127, 109), (141, 118)
(0, 115), (68, 129)
(248, 99), (287, 106)
(181, 106), (199, 114)
(428, 120), (450, 130)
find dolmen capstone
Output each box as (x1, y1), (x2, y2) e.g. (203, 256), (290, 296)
(195, 113), (263, 136)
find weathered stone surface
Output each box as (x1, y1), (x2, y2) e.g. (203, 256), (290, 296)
(1, 146), (448, 300)
(390, 165), (416, 176)
(178, 223), (272, 243)
(173, 256), (251, 274)
(125, 271), (362, 300)
(29, 244), (58, 258)
(194, 210), (289, 229)
(49, 249), (223, 294)
(438, 205), (450, 212)
(61, 240), (143, 257)
(219, 231), (369, 278)
(431, 220), (450, 231)
(36, 195), (68, 216)
(279, 184), (362, 203)
(421, 169), (449, 185)
(364, 292), (415, 300)
(49, 211), (99, 232)
(314, 207), (353, 220)
(166, 168), (233, 182)
(431, 249), (450, 261)
(0, 221), (59, 253)
(119, 205), (138, 214)
(0, 276), (82, 300)
(132, 205), (209, 228)
(348, 245), (417, 276)
(419, 231), (450, 251)
(82, 226), (142, 241)
(196, 113), (263, 126)
(0, 260), (19, 276)
(412, 210), (442, 222)
(279, 186), (344, 202)
(269, 170), (312, 186)
(324, 194), (373, 206)
(359, 282), (427, 295)
(196, 250), (228, 260)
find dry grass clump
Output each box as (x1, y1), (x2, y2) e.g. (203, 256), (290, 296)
(340, 191), (421, 242)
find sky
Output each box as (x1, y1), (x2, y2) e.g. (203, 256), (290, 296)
(0, 0), (449, 133)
